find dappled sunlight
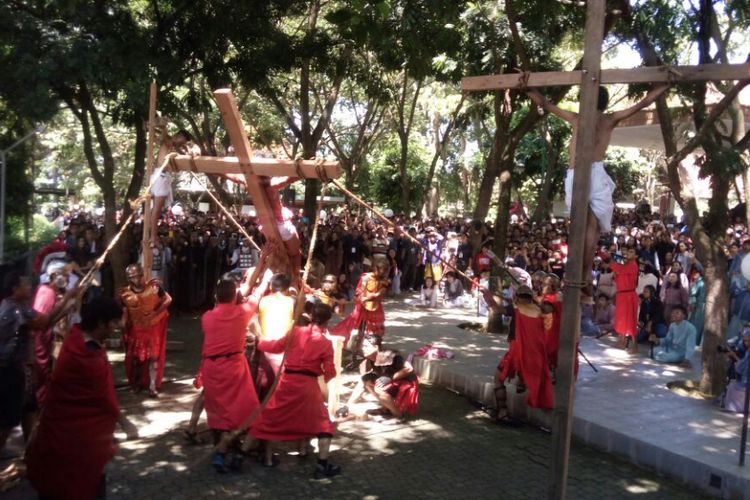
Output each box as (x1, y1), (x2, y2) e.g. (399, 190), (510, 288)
(623, 478), (661, 494)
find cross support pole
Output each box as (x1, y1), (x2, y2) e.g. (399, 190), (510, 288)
(213, 89), (285, 248)
(549, 1), (605, 499)
(142, 81), (157, 272)
(461, 62), (750, 92)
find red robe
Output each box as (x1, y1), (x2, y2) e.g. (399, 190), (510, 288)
(542, 292), (562, 368)
(250, 324), (336, 441)
(31, 284), (58, 406)
(26, 326), (119, 500)
(611, 260), (639, 336)
(120, 280), (169, 390)
(329, 273), (387, 344)
(201, 301), (259, 431)
(515, 303), (554, 409)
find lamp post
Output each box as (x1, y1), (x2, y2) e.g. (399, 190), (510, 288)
(1, 127), (42, 264)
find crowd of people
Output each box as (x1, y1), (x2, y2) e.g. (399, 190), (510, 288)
(6, 185), (750, 496)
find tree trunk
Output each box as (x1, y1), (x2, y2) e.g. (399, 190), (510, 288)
(473, 129), (502, 221)
(698, 240), (730, 395)
(492, 160), (513, 261)
(398, 131), (410, 214)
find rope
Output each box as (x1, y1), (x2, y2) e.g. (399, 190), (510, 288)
(188, 172), (262, 252)
(224, 179), (329, 445)
(294, 157), (306, 180)
(327, 178), (519, 292)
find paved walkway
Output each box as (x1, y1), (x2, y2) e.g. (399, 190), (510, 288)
(0, 297), (721, 499)
(377, 296), (750, 499)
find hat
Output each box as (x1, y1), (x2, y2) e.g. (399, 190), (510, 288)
(516, 285), (534, 297)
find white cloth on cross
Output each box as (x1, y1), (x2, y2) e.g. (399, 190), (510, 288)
(564, 161), (615, 233)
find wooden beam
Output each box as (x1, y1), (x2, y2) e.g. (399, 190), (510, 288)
(142, 80), (157, 272)
(213, 89), (283, 245)
(461, 62), (750, 91)
(168, 155), (342, 179)
(549, 1), (606, 499)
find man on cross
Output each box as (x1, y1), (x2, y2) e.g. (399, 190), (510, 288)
(526, 84), (670, 263)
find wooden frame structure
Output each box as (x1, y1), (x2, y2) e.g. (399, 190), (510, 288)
(141, 88), (341, 270)
(461, 2), (748, 498)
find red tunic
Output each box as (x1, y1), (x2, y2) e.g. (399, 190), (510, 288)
(201, 301), (259, 431)
(26, 326), (119, 500)
(611, 260), (639, 336)
(515, 304), (554, 410)
(31, 284), (58, 406)
(542, 293), (563, 369)
(250, 325), (336, 441)
(120, 280), (169, 390)
(329, 273), (387, 344)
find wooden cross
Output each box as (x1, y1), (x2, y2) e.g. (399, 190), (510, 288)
(460, 2), (748, 498)
(141, 88), (341, 273)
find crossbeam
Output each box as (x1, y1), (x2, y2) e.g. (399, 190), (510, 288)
(461, 62), (750, 92)
(168, 155), (341, 179)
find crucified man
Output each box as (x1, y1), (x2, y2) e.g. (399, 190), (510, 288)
(526, 84), (670, 268)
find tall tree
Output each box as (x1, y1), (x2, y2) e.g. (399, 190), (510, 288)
(618, 0), (750, 396)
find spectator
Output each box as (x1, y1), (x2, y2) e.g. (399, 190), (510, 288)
(443, 272), (465, 308)
(417, 277), (438, 308)
(637, 285), (667, 343)
(661, 272), (689, 323)
(653, 305), (697, 364)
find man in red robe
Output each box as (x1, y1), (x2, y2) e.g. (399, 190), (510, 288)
(26, 297), (124, 500)
(514, 286), (554, 410)
(250, 303), (340, 479)
(201, 275), (269, 473)
(611, 247), (640, 354)
(120, 263), (171, 396)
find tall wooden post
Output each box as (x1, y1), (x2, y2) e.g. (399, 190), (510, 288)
(142, 81), (157, 272)
(548, 2), (605, 499)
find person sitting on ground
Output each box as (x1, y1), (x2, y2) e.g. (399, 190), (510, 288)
(443, 272), (465, 308)
(344, 340), (419, 420)
(652, 305), (697, 365)
(591, 293), (615, 337)
(721, 329), (750, 412)
(580, 293), (600, 337)
(417, 276), (438, 308)
(636, 285), (667, 343)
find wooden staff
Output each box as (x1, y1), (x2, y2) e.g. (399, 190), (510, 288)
(188, 172), (262, 252)
(142, 81), (158, 272)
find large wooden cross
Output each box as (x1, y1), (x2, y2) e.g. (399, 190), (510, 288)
(141, 88), (341, 271)
(460, 2), (748, 498)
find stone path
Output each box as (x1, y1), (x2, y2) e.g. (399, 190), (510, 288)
(0, 297), (716, 499)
